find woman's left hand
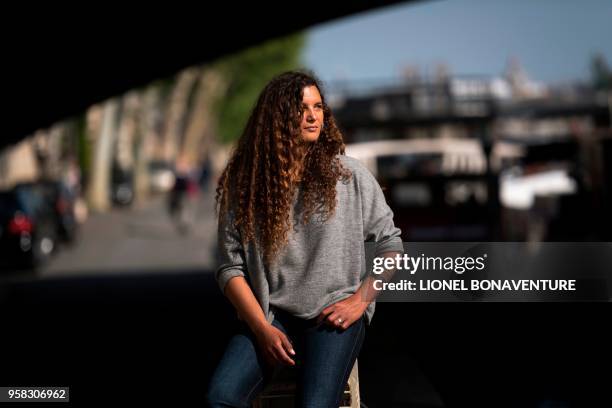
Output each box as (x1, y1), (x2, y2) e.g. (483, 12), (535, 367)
(316, 294), (368, 330)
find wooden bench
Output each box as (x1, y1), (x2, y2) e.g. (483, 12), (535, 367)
(252, 360), (360, 408)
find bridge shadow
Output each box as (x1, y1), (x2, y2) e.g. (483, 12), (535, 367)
(1, 271), (610, 407)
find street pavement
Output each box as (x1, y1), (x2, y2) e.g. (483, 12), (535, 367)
(40, 191), (217, 278)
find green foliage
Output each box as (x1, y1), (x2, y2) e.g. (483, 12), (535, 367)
(212, 32), (307, 144)
(76, 114), (91, 186)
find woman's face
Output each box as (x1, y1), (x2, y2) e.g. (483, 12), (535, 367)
(300, 86), (324, 143)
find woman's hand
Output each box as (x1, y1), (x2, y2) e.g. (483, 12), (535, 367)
(253, 323), (296, 367)
(223, 277), (294, 366)
(316, 294), (368, 330)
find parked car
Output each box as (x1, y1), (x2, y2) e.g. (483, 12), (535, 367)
(111, 166), (134, 207)
(36, 180), (79, 243)
(0, 183), (59, 270)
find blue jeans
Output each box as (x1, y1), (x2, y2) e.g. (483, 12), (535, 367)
(206, 308), (366, 408)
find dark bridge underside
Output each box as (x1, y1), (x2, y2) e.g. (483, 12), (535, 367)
(2, 1), (413, 148)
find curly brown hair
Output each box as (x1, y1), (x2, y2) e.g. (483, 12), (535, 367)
(215, 71), (352, 267)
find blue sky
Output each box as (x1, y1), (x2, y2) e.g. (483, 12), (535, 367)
(303, 0), (612, 84)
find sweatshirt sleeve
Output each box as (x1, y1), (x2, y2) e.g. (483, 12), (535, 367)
(215, 209), (247, 294)
(356, 163), (404, 257)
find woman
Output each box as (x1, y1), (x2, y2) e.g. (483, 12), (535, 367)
(207, 71), (403, 407)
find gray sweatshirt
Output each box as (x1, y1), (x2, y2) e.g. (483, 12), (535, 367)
(215, 155), (404, 325)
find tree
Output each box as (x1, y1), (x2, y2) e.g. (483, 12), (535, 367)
(161, 67), (201, 161)
(180, 68), (227, 167)
(87, 98), (119, 211)
(212, 32), (306, 144)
